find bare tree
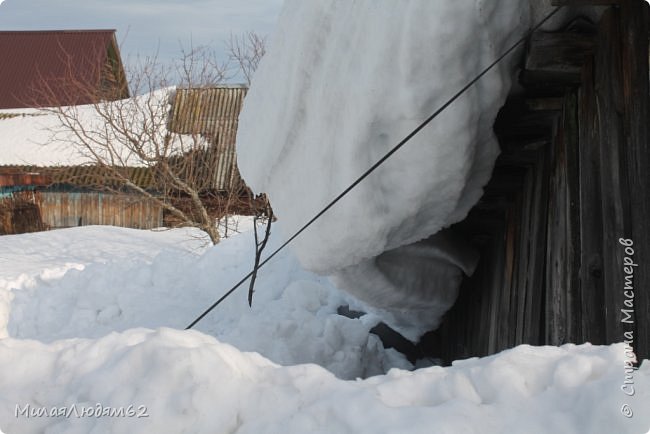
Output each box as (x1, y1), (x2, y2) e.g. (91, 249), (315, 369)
(176, 43), (233, 87)
(227, 32), (267, 85)
(38, 35), (265, 244)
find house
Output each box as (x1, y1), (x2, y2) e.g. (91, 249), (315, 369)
(0, 34), (258, 236)
(0, 85), (257, 234)
(0, 29), (129, 109)
(0, 162), (162, 234)
(0, 30), (161, 234)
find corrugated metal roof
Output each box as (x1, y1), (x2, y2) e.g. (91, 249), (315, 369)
(168, 86), (248, 135)
(168, 87), (248, 191)
(0, 30), (125, 109)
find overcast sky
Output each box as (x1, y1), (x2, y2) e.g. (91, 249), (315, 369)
(0, 0), (283, 84)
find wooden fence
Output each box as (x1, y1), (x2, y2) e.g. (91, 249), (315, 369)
(35, 191), (163, 229)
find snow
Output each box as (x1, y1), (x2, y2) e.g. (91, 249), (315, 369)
(1, 330), (648, 433)
(0, 225), (402, 379)
(0, 225), (648, 433)
(235, 0), (532, 338)
(331, 230), (480, 341)
(0, 109), (85, 167)
(0, 88), (173, 167)
(1, 2), (648, 432)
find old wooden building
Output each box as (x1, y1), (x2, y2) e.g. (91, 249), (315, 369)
(0, 165), (162, 234)
(0, 86), (253, 234)
(0, 30), (158, 234)
(422, 1), (649, 363)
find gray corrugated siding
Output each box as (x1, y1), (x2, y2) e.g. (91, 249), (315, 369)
(168, 87), (247, 191)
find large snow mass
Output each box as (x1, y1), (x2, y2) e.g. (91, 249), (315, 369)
(236, 0), (534, 339)
(0, 226), (648, 434)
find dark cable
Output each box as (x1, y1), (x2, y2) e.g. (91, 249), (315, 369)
(186, 6), (562, 329)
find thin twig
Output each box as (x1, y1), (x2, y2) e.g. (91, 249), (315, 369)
(248, 199), (273, 306)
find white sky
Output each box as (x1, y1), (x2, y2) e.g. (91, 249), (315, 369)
(0, 0), (283, 84)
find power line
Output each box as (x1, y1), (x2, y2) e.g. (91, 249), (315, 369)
(185, 6), (563, 330)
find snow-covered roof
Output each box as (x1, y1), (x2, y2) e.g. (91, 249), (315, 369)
(0, 108), (85, 167)
(0, 89), (172, 167)
(0, 87), (248, 190)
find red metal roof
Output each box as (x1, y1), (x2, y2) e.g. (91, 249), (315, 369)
(0, 30), (120, 109)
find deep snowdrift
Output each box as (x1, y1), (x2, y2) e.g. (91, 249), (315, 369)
(0, 330), (647, 434)
(0, 226), (648, 433)
(236, 0), (532, 338)
(0, 225), (405, 379)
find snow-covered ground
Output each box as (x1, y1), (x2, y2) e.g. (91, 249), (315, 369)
(0, 225), (648, 434)
(0, 224), (403, 379)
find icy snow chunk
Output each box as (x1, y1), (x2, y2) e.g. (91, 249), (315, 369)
(332, 229), (479, 340)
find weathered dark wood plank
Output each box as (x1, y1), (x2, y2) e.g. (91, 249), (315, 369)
(526, 31), (596, 78)
(545, 101), (572, 345)
(594, 8), (632, 346)
(513, 148), (548, 346)
(620, 0), (650, 361)
(514, 168), (533, 346)
(563, 92), (582, 343)
(578, 57), (606, 345)
(524, 152), (550, 346)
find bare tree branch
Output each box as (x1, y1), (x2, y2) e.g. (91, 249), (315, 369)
(227, 32), (267, 85)
(248, 195), (273, 306)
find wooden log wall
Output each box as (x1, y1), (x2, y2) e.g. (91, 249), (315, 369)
(424, 2), (649, 363)
(577, 2), (650, 358)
